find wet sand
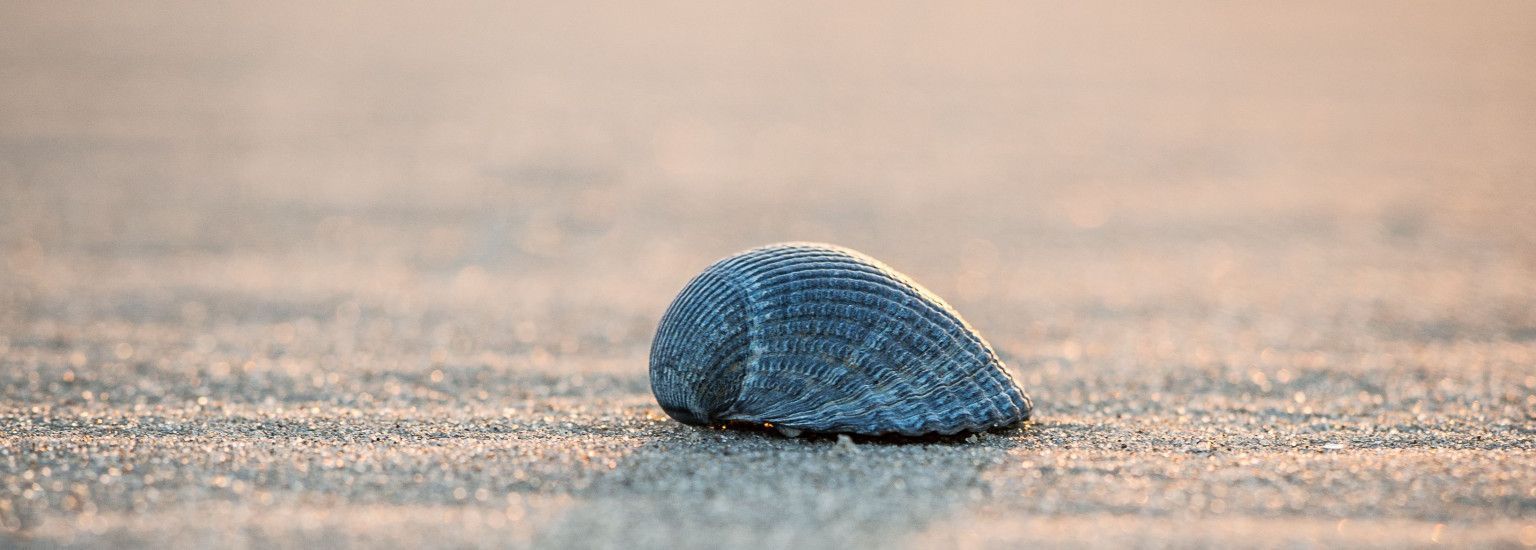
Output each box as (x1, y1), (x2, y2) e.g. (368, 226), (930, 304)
(3, 2), (1535, 547)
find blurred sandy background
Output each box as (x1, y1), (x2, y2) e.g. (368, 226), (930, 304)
(2, 2), (1535, 548)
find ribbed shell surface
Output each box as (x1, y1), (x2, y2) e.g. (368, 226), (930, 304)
(649, 242), (1033, 436)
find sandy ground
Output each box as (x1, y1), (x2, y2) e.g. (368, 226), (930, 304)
(3, 2), (1536, 548)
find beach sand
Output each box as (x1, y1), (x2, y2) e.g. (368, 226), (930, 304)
(2, 2), (1535, 547)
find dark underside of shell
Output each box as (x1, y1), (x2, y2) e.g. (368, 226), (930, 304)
(649, 242), (1033, 437)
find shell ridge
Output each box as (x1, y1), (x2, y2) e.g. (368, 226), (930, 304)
(758, 284), (988, 368)
(727, 323), (900, 429)
(729, 355), (860, 424)
(741, 246), (1013, 432)
(755, 284), (1010, 426)
(650, 263), (756, 423)
(732, 256), (908, 429)
(735, 304), (1001, 432)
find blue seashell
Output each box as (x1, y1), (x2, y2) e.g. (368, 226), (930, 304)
(649, 242), (1032, 436)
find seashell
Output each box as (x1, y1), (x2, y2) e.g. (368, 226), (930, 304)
(649, 242), (1032, 436)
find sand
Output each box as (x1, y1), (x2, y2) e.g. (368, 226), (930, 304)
(2, 2), (1535, 548)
